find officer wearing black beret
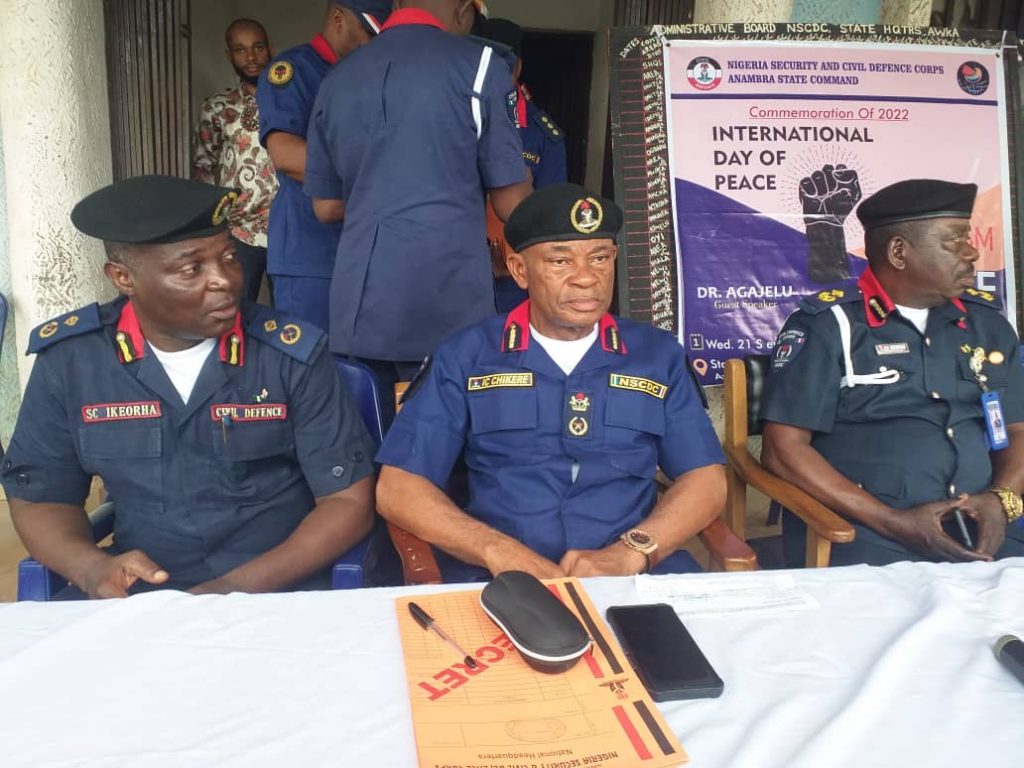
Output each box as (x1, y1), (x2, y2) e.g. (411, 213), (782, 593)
(2, 175), (376, 597)
(376, 183), (726, 583)
(761, 178), (1024, 567)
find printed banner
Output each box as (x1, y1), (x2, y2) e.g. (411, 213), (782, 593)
(663, 40), (1015, 383)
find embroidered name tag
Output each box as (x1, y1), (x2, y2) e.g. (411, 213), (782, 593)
(210, 403), (288, 422)
(608, 373), (668, 399)
(82, 401), (162, 423)
(875, 343), (911, 356)
(467, 373), (534, 391)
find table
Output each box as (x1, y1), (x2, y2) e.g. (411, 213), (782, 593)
(0, 559), (1021, 767)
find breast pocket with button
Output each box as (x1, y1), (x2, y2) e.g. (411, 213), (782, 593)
(78, 421), (164, 512)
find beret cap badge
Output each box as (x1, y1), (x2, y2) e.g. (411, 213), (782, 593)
(570, 197), (603, 234)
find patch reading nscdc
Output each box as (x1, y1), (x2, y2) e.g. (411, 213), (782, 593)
(82, 401), (162, 423)
(773, 328), (807, 369)
(210, 403), (287, 422)
(467, 372), (534, 391)
(608, 373), (667, 399)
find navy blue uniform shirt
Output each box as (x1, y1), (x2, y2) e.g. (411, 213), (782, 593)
(377, 301), (725, 581)
(761, 268), (1024, 562)
(304, 9), (526, 362)
(257, 35), (342, 278)
(2, 297), (376, 590)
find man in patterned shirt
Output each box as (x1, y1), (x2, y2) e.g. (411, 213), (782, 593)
(193, 18), (278, 303)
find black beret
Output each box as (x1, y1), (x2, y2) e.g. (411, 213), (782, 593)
(856, 179), (977, 231)
(505, 183), (623, 252)
(71, 175), (238, 245)
(479, 18), (523, 57)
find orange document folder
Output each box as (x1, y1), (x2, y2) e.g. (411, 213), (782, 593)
(395, 578), (687, 768)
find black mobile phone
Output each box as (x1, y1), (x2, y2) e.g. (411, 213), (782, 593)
(606, 603), (724, 702)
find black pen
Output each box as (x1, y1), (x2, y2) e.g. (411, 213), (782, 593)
(408, 601), (478, 668)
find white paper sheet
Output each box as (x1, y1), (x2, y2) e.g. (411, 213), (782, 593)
(635, 572), (819, 615)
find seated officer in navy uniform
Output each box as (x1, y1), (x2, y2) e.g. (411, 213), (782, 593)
(1, 176), (377, 598)
(761, 179), (1024, 567)
(376, 184), (726, 582)
(256, 0), (391, 331)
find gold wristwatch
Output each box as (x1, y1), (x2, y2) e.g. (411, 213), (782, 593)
(620, 528), (658, 573)
(989, 486), (1023, 523)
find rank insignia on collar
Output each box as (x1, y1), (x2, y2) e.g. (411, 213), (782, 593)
(64, 315), (79, 327)
(867, 297), (888, 322)
(503, 321), (522, 353)
(569, 392), (590, 412)
(264, 320), (278, 333)
(38, 321), (58, 339)
(964, 287), (994, 302)
(568, 415), (589, 437)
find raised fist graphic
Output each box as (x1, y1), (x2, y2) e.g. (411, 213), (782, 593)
(799, 164), (862, 284)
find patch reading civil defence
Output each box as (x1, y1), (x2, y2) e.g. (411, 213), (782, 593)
(210, 404), (288, 422)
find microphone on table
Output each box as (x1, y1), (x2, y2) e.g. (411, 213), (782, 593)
(993, 635), (1024, 686)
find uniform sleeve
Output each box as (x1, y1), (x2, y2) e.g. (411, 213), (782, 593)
(534, 133), (567, 189)
(286, 340), (377, 497)
(192, 97), (221, 185)
(303, 86), (345, 200)
(658, 352), (725, 479)
(376, 348), (469, 488)
(1, 353), (92, 505)
(257, 59), (312, 146)
(759, 311), (844, 433)
(476, 50), (527, 190)
(998, 327), (1024, 425)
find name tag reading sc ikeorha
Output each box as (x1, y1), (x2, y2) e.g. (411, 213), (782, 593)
(982, 390), (1009, 450)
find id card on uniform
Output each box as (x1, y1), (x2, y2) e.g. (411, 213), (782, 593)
(982, 391), (1009, 450)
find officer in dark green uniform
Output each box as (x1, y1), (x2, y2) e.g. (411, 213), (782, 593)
(2, 176), (376, 598)
(761, 179), (1024, 567)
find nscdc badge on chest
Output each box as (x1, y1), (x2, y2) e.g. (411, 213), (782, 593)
(566, 391), (592, 437)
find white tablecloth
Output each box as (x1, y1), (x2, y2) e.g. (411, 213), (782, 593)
(0, 559), (1021, 768)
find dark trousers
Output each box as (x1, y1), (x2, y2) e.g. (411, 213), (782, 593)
(354, 357), (425, 429)
(232, 237), (270, 304)
(783, 509), (1024, 568)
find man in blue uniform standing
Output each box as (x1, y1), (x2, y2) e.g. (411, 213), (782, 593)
(2, 176), (377, 597)
(375, 184), (726, 582)
(478, 17), (568, 313)
(256, 0), (392, 330)
(304, 0), (532, 413)
(761, 179), (1024, 567)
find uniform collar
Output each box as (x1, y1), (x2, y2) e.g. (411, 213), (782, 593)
(858, 265), (967, 329)
(114, 300), (245, 366)
(516, 84), (529, 129)
(380, 8), (447, 32)
(501, 300), (626, 355)
(311, 33), (338, 65)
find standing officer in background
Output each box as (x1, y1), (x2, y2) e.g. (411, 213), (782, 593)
(256, 0), (392, 330)
(305, 0), (531, 418)
(478, 17), (568, 312)
(376, 184), (725, 582)
(193, 18), (278, 304)
(761, 179), (1024, 567)
(3, 176), (376, 597)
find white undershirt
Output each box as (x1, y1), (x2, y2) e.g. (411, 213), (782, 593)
(530, 323), (598, 375)
(894, 304), (930, 335)
(149, 337), (217, 404)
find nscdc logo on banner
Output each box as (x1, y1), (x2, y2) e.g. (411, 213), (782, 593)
(686, 56), (723, 91)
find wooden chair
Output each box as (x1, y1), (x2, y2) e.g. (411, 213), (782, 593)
(386, 382), (757, 585)
(723, 356), (854, 567)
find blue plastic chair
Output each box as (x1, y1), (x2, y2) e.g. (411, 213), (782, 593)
(14, 357), (389, 600)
